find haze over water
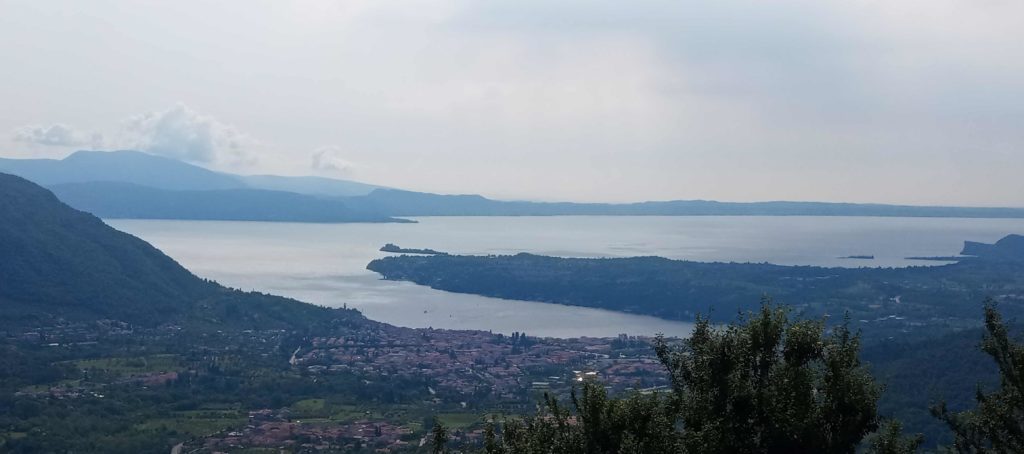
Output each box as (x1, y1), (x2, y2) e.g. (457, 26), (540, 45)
(110, 216), (1024, 338)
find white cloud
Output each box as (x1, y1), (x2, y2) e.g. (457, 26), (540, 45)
(117, 104), (257, 167)
(311, 146), (356, 175)
(12, 124), (103, 148)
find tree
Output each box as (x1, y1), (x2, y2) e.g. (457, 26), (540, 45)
(932, 299), (1024, 453)
(654, 299), (881, 453)
(483, 421), (503, 454)
(430, 420), (449, 454)
(868, 420), (925, 454)
(495, 382), (678, 454)
(486, 299), (889, 453)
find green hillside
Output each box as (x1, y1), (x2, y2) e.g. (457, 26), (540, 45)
(0, 172), (358, 330)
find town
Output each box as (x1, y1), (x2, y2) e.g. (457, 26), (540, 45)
(5, 316), (673, 452)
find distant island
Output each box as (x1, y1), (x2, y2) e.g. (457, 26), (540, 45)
(905, 256), (966, 262)
(839, 255), (875, 260)
(379, 243), (448, 255)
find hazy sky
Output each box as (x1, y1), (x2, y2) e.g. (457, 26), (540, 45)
(1, 1), (1022, 205)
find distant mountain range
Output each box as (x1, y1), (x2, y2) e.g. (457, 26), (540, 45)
(49, 181), (409, 223)
(0, 149), (242, 191)
(0, 150), (383, 195)
(0, 172), (362, 329)
(3, 150), (1024, 221)
(346, 189), (1024, 218)
(0, 150), (404, 223)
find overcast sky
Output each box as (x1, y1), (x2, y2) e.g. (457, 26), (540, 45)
(1, 1), (1022, 206)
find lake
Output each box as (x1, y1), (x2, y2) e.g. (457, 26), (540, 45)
(108, 216), (1024, 338)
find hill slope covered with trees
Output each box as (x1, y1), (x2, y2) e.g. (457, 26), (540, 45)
(0, 172), (359, 329)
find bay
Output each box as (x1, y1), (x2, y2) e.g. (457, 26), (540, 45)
(108, 216), (1024, 338)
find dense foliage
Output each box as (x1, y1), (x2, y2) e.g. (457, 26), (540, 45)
(933, 300), (1024, 452)
(867, 421), (925, 454)
(657, 303), (881, 453)
(479, 383), (677, 454)
(459, 301), (888, 454)
(863, 327), (1001, 446)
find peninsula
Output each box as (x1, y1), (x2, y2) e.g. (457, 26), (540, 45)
(367, 235), (1024, 342)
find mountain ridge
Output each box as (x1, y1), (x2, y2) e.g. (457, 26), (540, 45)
(5, 150), (1024, 219)
(348, 188), (1024, 218)
(49, 181), (410, 223)
(0, 150), (242, 191)
(0, 150), (383, 196)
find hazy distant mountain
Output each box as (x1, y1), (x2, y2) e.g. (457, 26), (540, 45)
(49, 181), (410, 223)
(347, 189), (1024, 218)
(5, 150), (1024, 220)
(0, 172), (357, 328)
(0, 150), (243, 190)
(0, 150), (383, 196)
(238, 174), (382, 197)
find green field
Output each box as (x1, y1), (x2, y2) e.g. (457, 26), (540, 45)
(71, 354), (183, 375)
(134, 412), (244, 437)
(436, 412), (482, 429)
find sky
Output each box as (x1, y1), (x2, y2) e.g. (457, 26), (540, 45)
(1, 1), (1022, 206)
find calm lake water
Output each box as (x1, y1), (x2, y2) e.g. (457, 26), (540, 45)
(108, 216), (1024, 338)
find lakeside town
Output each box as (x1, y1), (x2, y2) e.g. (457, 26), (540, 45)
(7, 317), (673, 452)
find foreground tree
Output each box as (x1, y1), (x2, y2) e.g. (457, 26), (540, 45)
(488, 382), (678, 454)
(932, 300), (1024, 453)
(655, 300), (881, 453)
(868, 420), (925, 454)
(430, 420), (449, 454)
(477, 299), (889, 453)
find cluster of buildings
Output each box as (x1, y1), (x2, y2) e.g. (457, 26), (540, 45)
(201, 409), (415, 452)
(294, 324), (670, 403)
(193, 325), (674, 451)
(6, 318), (133, 346)
(10, 316), (675, 452)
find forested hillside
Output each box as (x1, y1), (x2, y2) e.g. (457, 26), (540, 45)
(0, 172), (359, 329)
